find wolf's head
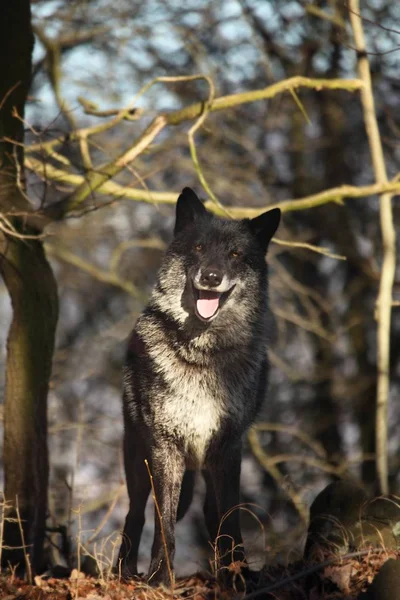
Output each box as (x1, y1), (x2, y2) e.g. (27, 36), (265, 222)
(153, 187), (280, 330)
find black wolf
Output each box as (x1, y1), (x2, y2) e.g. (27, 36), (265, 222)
(118, 188), (280, 586)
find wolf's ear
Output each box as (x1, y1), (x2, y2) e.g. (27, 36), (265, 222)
(174, 187), (207, 235)
(249, 208), (281, 253)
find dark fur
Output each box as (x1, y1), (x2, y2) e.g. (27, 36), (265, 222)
(118, 188), (280, 586)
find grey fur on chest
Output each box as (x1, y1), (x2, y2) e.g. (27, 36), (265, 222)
(147, 346), (252, 466)
(124, 335), (262, 467)
(123, 308), (266, 467)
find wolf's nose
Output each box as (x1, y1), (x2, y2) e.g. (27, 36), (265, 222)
(200, 268), (222, 287)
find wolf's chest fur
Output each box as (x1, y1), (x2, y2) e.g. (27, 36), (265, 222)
(124, 312), (261, 466)
(160, 370), (223, 465)
(147, 340), (245, 466)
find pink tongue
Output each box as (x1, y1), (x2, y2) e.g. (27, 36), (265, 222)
(197, 290), (220, 319)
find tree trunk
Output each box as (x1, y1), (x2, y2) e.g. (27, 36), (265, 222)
(0, 1), (58, 573)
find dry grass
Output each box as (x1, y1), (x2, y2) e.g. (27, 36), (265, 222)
(0, 548), (399, 599)
(2, 493), (400, 598)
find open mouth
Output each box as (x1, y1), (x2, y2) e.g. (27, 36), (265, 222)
(192, 284), (234, 322)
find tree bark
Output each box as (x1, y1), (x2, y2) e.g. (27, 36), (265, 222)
(0, 1), (58, 572)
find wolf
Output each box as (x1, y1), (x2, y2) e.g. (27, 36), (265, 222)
(118, 187), (280, 586)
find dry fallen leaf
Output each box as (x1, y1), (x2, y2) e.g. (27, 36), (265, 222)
(228, 560), (247, 574)
(70, 568), (86, 582)
(324, 563), (354, 593)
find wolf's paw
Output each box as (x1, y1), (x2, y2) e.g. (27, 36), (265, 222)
(113, 562), (140, 581)
(241, 567), (262, 591)
(217, 562), (261, 592)
(147, 560), (174, 588)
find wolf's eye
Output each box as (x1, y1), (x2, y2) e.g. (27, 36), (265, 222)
(231, 250), (240, 258)
(195, 244), (203, 252)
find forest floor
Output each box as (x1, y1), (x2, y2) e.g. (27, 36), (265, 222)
(1, 548), (399, 599)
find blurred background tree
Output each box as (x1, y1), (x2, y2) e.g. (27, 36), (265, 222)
(0, 0), (56, 573)
(0, 0), (399, 575)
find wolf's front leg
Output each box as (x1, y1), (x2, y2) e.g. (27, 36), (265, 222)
(207, 445), (245, 576)
(148, 444), (185, 587)
(118, 431), (151, 579)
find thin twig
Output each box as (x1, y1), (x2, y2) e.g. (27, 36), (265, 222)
(15, 497), (32, 584)
(0, 80), (22, 111)
(213, 504), (264, 586)
(273, 237), (346, 260)
(0, 494), (7, 573)
(0, 214), (46, 240)
(289, 88), (312, 125)
(87, 484), (125, 544)
(247, 429), (308, 523)
(272, 306), (335, 342)
(34, 27), (77, 130)
(110, 238), (166, 273)
(68, 400), (84, 532)
(45, 243), (144, 300)
(186, 76), (231, 217)
(74, 505), (83, 600)
(253, 423), (327, 459)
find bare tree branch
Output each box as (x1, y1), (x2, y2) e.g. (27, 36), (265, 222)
(349, 0), (397, 495)
(26, 155), (400, 218)
(34, 75), (362, 221)
(45, 243), (144, 299)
